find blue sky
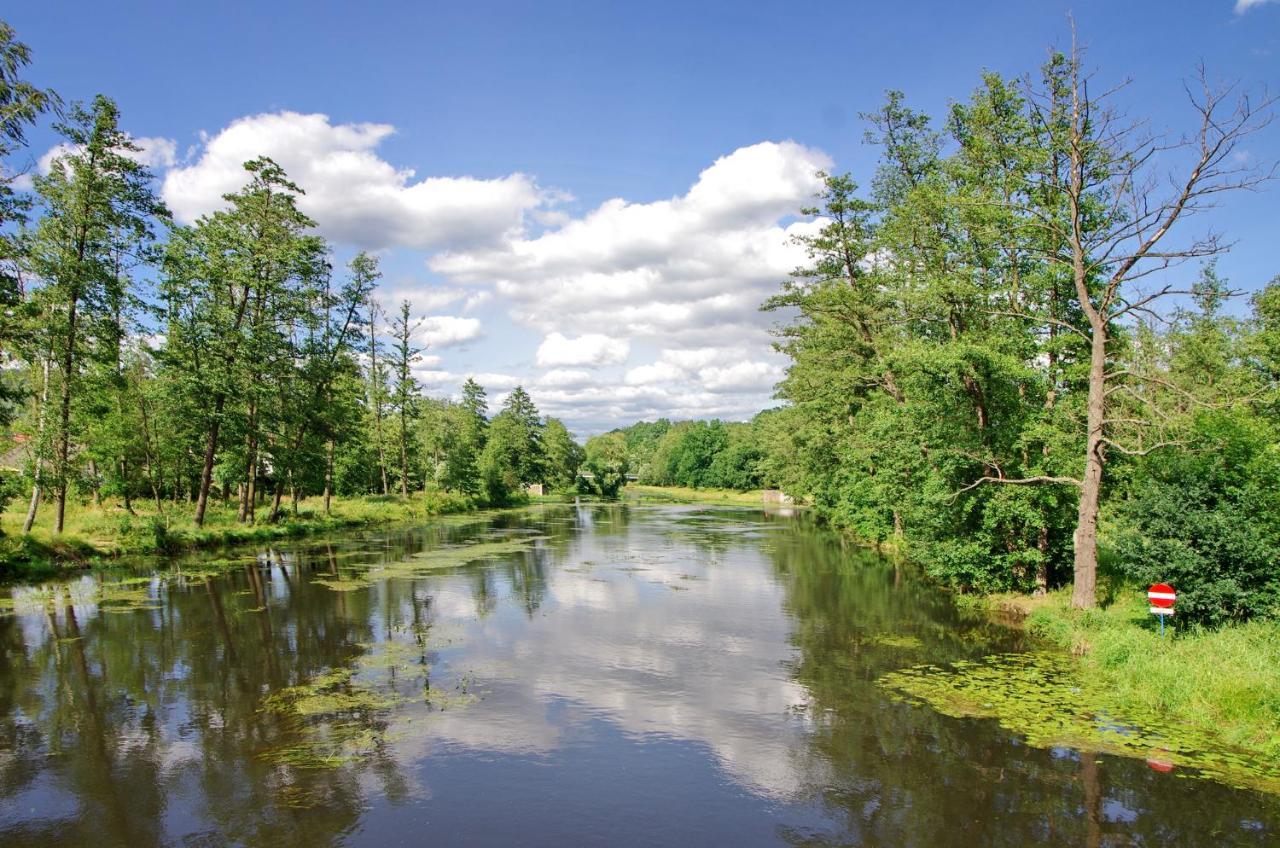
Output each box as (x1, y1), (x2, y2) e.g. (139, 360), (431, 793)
(8, 1), (1279, 432)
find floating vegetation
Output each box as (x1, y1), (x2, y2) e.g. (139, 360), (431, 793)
(260, 638), (477, 774)
(865, 633), (923, 650)
(0, 576), (161, 615)
(879, 652), (1280, 794)
(311, 535), (546, 592)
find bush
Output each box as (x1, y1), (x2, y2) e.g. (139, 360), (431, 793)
(1112, 411), (1280, 627)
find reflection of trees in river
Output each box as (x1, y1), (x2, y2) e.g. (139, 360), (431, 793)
(2, 506), (1274, 846)
(0, 506), (589, 846)
(769, 526), (1280, 846)
(0, 565), (379, 845)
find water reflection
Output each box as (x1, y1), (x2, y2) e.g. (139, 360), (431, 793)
(0, 504), (1275, 846)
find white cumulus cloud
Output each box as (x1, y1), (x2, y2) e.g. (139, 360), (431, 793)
(536, 369), (595, 388)
(162, 111), (552, 250)
(429, 140), (830, 348)
(698, 361), (785, 393)
(416, 315), (482, 349)
(536, 332), (630, 367)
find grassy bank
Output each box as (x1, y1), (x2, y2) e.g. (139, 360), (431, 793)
(624, 484), (781, 507)
(0, 490), (489, 581)
(1015, 589), (1280, 761)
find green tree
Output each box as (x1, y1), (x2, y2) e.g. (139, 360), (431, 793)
(442, 377), (488, 495)
(582, 431), (629, 498)
(26, 95), (166, 532)
(0, 18), (58, 311)
(161, 156), (323, 526)
(541, 417), (583, 491)
(389, 300), (421, 497)
(478, 386), (543, 501)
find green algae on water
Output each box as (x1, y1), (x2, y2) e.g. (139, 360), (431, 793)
(260, 637), (477, 774)
(879, 651), (1280, 795)
(865, 633), (923, 651)
(312, 535), (547, 592)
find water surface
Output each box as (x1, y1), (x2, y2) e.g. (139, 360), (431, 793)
(1, 503), (1275, 845)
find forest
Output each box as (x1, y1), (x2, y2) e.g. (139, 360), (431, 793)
(2, 17), (1279, 629)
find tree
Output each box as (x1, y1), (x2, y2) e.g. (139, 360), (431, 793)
(276, 251), (375, 516)
(26, 95), (166, 532)
(478, 386), (543, 502)
(442, 377), (487, 494)
(582, 431), (629, 498)
(161, 156), (322, 526)
(0, 18), (58, 312)
(542, 417), (583, 491)
(365, 298), (391, 495)
(388, 300), (422, 497)
(978, 46), (1276, 608)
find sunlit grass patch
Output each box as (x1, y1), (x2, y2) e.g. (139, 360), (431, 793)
(625, 485), (774, 507)
(1024, 590), (1280, 761)
(0, 490), (491, 578)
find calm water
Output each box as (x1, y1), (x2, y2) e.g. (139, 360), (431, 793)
(0, 503), (1276, 846)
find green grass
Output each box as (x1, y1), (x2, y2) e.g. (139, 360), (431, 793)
(624, 484), (781, 507)
(1023, 589), (1280, 761)
(0, 489), (490, 581)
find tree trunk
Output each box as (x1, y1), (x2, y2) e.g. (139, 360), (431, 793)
(369, 308), (390, 495)
(399, 412), (409, 498)
(1035, 524), (1050, 596)
(193, 394), (226, 527)
(1071, 326), (1107, 609)
(22, 355), (52, 534)
(87, 459), (101, 507)
(53, 294), (79, 534)
(119, 460), (134, 515)
(269, 480), (284, 523)
(241, 401), (258, 525)
(136, 397), (164, 514)
(323, 438), (334, 515)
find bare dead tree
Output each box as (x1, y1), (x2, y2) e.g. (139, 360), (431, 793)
(967, 29), (1275, 608)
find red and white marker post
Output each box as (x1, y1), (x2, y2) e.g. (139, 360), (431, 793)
(1148, 583), (1176, 637)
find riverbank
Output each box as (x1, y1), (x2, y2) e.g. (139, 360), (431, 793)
(978, 589), (1280, 763)
(624, 484), (779, 507)
(0, 490), (491, 581)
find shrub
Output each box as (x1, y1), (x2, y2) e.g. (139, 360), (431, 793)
(1112, 411), (1280, 627)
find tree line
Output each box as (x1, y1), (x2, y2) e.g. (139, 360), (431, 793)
(0, 21), (584, 533)
(762, 45), (1278, 622)
(595, 45), (1279, 625)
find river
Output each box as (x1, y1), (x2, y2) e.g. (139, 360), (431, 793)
(0, 502), (1275, 845)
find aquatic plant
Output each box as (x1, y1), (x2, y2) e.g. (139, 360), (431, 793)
(880, 652), (1280, 794)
